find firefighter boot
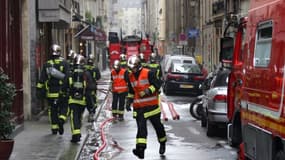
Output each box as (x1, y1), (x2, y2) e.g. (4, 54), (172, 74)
(159, 142), (166, 155)
(58, 118), (64, 135)
(51, 129), (58, 135)
(118, 114), (124, 121)
(88, 112), (95, 122)
(71, 134), (81, 143)
(132, 147), (145, 159)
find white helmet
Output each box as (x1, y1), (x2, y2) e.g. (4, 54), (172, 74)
(127, 55), (141, 72)
(51, 44), (61, 56)
(120, 54), (126, 61)
(113, 60), (120, 70)
(74, 55), (86, 65)
(150, 52), (157, 63)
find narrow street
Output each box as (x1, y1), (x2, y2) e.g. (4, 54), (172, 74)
(78, 70), (238, 160)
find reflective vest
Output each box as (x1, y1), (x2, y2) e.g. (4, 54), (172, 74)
(111, 68), (128, 93)
(129, 68), (158, 109)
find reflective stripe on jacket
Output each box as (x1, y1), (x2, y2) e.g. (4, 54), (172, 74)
(129, 68), (158, 108)
(111, 68), (128, 93)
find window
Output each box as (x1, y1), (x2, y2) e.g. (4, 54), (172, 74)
(254, 21), (272, 67)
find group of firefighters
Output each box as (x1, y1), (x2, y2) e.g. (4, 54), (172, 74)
(36, 44), (166, 159)
(36, 44), (101, 143)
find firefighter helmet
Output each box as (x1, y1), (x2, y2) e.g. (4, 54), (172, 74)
(74, 54), (86, 65)
(51, 44), (61, 56)
(127, 55), (141, 73)
(68, 50), (76, 60)
(113, 60), (120, 70)
(120, 54), (126, 61)
(138, 53), (145, 61)
(87, 53), (95, 64)
(150, 52), (157, 63)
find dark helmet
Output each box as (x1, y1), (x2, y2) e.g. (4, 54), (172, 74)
(127, 55), (141, 73)
(74, 54), (86, 65)
(51, 44), (61, 56)
(120, 54), (126, 61)
(87, 53), (95, 64)
(138, 53), (145, 61)
(150, 52), (157, 63)
(113, 60), (120, 70)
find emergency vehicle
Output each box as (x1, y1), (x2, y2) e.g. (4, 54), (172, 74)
(108, 32), (153, 69)
(220, 0), (285, 159)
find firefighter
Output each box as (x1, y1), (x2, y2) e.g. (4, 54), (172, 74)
(84, 53), (101, 122)
(138, 53), (147, 67)
(111, 60), (129, 121)
(126, 55), (167, 159)
(36, 44), (70, 135)
(68, 54), (87, 143)
(147, 52), (162, 80)
(119, 53), (127, 68)
(67, 50), (77, 73)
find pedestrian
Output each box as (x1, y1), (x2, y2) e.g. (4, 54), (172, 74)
(126, 55), (167, 159)
(84, 53), (101, 122)
(36, 44), (70, 135)
(111, 60), (129, 121)
(68, 54), (88, 143)
(119, 53), (127, 68)
(138, 53), (147, 67)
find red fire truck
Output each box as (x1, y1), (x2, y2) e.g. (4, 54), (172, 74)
(108, 32), (153, 69)
(221, 0), (285, 159)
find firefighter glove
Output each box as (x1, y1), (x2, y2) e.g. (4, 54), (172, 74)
(36, 88), (45, 99)
(139, 88), (151, 98)
(126, 98), (132, 112)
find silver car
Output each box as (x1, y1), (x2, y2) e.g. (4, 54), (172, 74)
(202, 69), (230, 137)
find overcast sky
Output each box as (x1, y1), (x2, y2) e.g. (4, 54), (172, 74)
(118, 0), (142, 8)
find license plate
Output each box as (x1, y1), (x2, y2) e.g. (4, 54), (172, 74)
(180, 84), (194, 88)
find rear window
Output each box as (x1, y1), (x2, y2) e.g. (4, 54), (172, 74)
(171, 63), (201, 74)
(183, 60), (194, 64)
(212, 70), (230, 87)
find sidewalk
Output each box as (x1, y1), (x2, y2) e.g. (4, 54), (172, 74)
(10, 112), (89, 160)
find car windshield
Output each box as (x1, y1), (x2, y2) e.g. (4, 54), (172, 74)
(171, 63), (201, 74)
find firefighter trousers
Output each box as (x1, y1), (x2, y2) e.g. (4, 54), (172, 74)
(69, 103), (85, 136)
(47, 98), (68, 132)
(86, 90), (97, 114)
(134, 106), (167, 149)
(112, 92), (127, 117)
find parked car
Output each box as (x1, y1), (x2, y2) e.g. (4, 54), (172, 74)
(161, 55), (197, 78)
(163, 62), (204, 96)
(202, 68), (230, 137)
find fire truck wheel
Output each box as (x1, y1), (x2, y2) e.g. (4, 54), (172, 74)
(274, 150), (285, 160)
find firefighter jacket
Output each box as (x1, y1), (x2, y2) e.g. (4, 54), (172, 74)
(111, 68), (129, 93)
(36, 58), (70, 99)
(147, 62), (162, 80)
(127, 68), (162, 109)
(68, 65), (87, 106)
(120, 60), (127, 68)
(84, 64), (101, 90)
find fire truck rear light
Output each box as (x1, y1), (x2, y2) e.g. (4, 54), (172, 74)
(193, 76), (204, 81)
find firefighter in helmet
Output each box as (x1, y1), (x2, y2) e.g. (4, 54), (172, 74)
(84, 53), (101, 122)
(111, 60), (129, 121)
(138, 53), (147, 67)
(126, 55), (167, 159)
(119, 54), (127, 68)
(67, 50), (77, 73)
(147, 52), (162, 80)
(68, 54), (88, 143)
(36, 44), (70, 135)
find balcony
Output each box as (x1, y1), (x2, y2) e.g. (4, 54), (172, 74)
(38, 0), (71, 28)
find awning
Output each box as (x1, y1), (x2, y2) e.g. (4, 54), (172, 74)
(74, 25), (106, 41)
